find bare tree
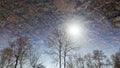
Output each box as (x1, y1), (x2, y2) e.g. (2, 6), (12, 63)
(29, 47), (41, 68)
(74, 54), (85, 68)
(0, 47), (14, 68)
(9, 36), (31, 68)
(47, 27), (63, 68)
(104, 58), (112, 68)
(112, 49), (120, 68)
(84, 53), (94, 68)
(47, 26), (77, 68)
(36, 64), (45, 68)
(92, 50), (106, 68)
(62, 33), (76, 68)
(67, 56), (75, 68)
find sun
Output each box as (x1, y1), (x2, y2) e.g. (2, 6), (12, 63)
(67, 24), (80, 36)
(66, 23), (84, 40)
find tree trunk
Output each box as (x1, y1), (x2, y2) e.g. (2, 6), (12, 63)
(98, 60), (101, 68)
(20, 59), (22, 68)
(59, 45), (62, 68)
(64, 49), (67, 68)
(15, 56), (19, 68)
(82, 61), (84, 68)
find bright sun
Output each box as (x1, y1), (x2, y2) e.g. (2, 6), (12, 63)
(66, 23), (84, 40)
(67, 24), (80, 36)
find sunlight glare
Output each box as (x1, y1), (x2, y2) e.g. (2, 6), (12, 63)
(66, 22), (84, 40)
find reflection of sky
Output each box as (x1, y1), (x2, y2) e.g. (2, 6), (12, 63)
(0, 16), (120, 68)
(0, 1), (120, 67)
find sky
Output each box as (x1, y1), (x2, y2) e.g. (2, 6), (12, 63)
(0, 0), (120, 68)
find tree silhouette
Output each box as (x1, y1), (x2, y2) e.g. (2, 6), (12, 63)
(84, 53), (93, 68)
(0, 47), (14, 68)
(47, 25), (77, 68)
(112, 49), (120, 68)
(9, 36), (31, 68)
(92, 50), (106, 68)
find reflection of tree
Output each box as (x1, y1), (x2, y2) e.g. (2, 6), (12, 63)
(74, 54), (85, 68)
(9, 36), (31, 68)
(0, 36), (44, 68)
(47, 25), (77, 68)
(29, 47), (41, 68)
(36, 64), (45, 68)
(112, 49), (120, 68)
(84, 53), (93, 68)
(0, 47), (14, 68)
(92, 50), (106, 68)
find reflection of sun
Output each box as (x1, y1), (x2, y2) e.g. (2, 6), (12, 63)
(67, 24), (80, 36)
(66, 23), (84, 40)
